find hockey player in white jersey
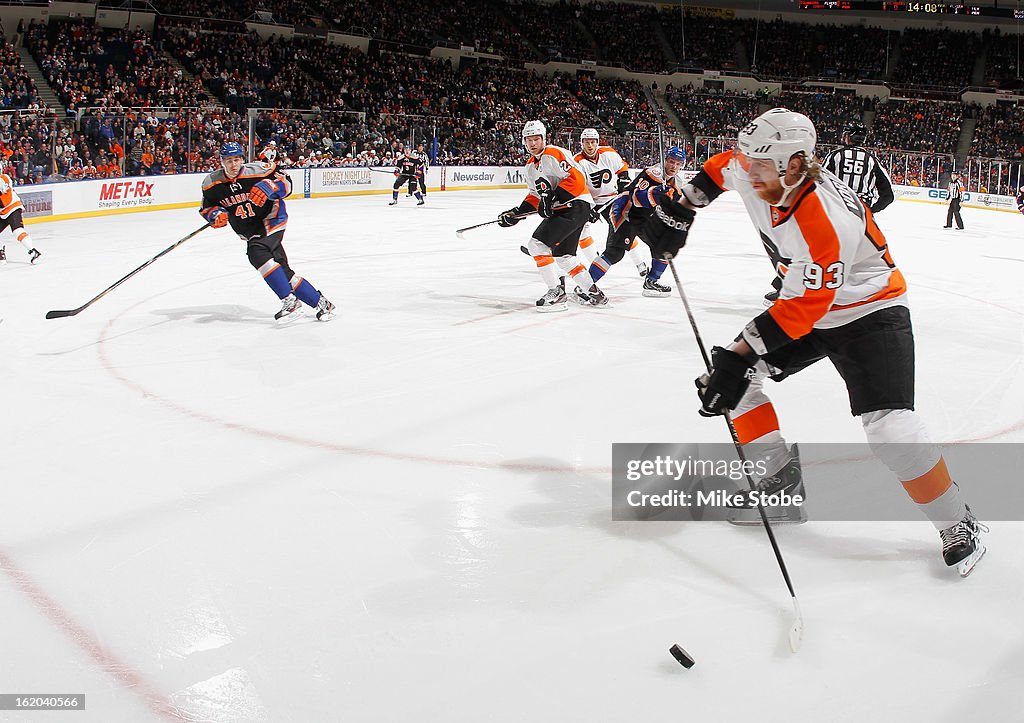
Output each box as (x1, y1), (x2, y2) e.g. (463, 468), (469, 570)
(497, 121), (608, 311)
(665, 108), (985, 575)
(574, 128), (648, 277)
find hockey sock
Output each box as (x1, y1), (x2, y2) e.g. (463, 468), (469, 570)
(415, 192), (423, 201)
(568, 264), (592, 291)
(578, 235), (597, 264)
(15, 228), (36, 253)
(262, 264), (292, 299)
(903, 457), (967, 530)
(392, 190), (399, 201)
(589, 254), (611, 282)
(534, 254), (560, 289)
(626, 238), (645, 269)
(647, 258), (669, 282)
(291, 276), (322, 307)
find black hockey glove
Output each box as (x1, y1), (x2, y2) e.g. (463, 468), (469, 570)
(588, 204), (603, 223)
(498, 208), (521, 227)
(538, 193), (556, 218)
(695, 346), (756, 417)
(616, 174), (631, 193)
(652, 198), (696, 260)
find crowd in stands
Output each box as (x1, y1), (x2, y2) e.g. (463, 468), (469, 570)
(661, 12), (745, 73)
(770, 89), (875, 144)
(890, 28), (979, 89)
(24, 19), (209, 115)
(585, 3), (665, 72)
(981, 28), (1023, 91)
(665, 86), (758, 141)
(969, 101), (1024, 159)
(870, 98), (966, 155)
(1, 37), (43, 110)
(5, 10), (1024, 186)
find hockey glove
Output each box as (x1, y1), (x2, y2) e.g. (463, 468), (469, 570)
(538, 193), (556, 218)
(654, 198), (696, 260)
(498, 208), (521, 228)
(248, 184), (270, 208)
(616, 173), (632, 193)
(695, 346), (756, 417)
(588, 204), (602, 224)
(209, 208), (229, 228)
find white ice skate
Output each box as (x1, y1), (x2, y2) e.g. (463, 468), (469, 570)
(940, 507), (988, 578)
(274, 294), (304, 324)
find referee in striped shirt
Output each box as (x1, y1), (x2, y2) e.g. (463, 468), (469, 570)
(944, 171), (965, 230)
(822, 121), (895, 214)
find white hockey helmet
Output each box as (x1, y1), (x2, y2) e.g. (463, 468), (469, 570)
(522, 120), (546, 140)
(580, 127), (600, 142)
(735, 108), (816, 177)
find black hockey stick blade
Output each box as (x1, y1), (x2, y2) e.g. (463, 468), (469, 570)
(45, 221), (212, 320)
(45, 308), (84, 319)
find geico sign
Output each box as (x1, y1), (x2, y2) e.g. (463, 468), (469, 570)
(927, 189), (974, 202)
(99, 180), (155, 200)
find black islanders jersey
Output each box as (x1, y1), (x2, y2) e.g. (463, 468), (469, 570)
(201, 162), (290, 239)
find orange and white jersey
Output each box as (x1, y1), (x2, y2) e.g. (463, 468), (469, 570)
(523, 144), (593, 208)
(700, 151), (906, 354)
(259, 146), (278, 163)
(574, 146), (627, 203)
(0, 173), (24, 218)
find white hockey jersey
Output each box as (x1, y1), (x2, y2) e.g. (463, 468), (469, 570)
(522, 144), (593, 207)
(697, 151), (906, 355)
(574, 146), (628, 203)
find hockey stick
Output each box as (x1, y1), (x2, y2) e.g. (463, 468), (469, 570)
(45, 221), (213, 319)
(667, 258), (804, 653)
(456, 211), (539, 239)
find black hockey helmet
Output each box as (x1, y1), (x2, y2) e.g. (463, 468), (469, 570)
(842, 121), (868, 145)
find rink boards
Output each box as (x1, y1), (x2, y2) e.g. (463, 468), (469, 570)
(17, 166), (1019, 225)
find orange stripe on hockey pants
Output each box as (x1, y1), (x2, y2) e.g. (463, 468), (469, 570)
(901, 457), (953, 504)
(733, 402), (780, 445)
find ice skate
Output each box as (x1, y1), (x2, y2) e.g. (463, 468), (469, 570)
(388, 200), (398, 206)
(536, 286), (568, 312)
(0, 247), (6, 266)
(940, 506), (988, 577)
(28, 248), (42, 265)
(417, 199), (425, 206)
(642, 278), (671, 297)
(637, 262), (649, 278)
(274, 294), (304, 324)
(728, 445), (807, 526)
(581, 284), (609, 307)
(315, 296), (336, 322)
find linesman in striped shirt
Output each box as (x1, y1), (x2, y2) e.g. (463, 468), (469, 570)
(822, 121), (894, 215)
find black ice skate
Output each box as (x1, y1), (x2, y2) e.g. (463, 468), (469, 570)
(388, 200), (398, 206)
(578, 284), (609, 307)
(727, 444), (807, 526)
(417, 199), (425, 206)
(274, 294), (304, 324)
(316, 296), (336, 322)
(536, 286), (568, 312)
(28, 248), (42, 264)
(642, 278), (671, 297)
(0, 246), (6, 265)
(940, 506), (988, 577)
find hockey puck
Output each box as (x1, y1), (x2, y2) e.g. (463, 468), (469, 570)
(669, 644), (695, 669)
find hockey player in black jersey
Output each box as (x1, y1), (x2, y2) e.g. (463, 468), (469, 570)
(593, 146), (694, 297)
(200, 142), (335, 324)
(390, 147), (424, 206)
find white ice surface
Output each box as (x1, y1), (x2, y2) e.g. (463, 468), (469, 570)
(1, 189), (1022, 722)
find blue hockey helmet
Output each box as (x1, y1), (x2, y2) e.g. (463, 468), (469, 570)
(666, 146), (687, 162)
(220, 142), (245, 159)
